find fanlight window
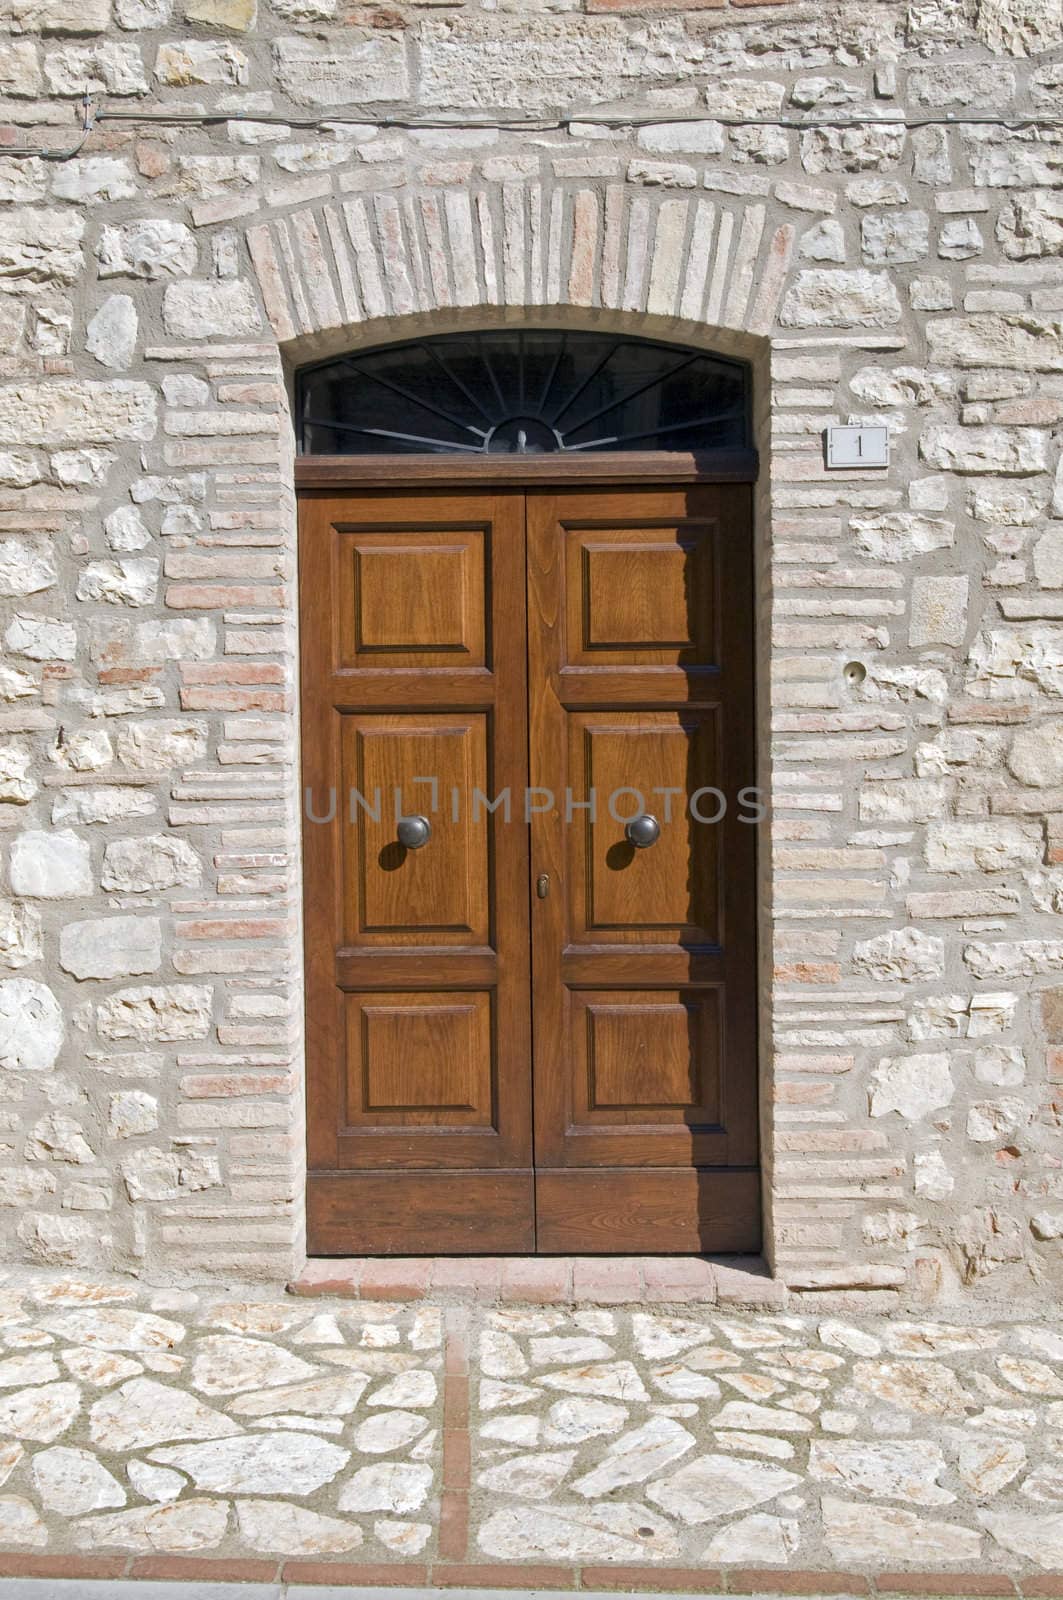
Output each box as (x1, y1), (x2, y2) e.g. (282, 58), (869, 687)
(296, 330), (749, 456)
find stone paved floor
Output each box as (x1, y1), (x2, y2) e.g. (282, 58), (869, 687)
(0, 1272), (1059, 1583)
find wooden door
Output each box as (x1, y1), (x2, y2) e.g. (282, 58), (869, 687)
(527, 485), (760, 1253)
(300, 480), (758, 1256)
(300, 489), (534, 1253)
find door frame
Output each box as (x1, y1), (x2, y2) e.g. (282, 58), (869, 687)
(295, 449), (762, 1257)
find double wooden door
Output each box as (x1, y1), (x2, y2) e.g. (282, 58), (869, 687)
(300, 481), (759, 1255)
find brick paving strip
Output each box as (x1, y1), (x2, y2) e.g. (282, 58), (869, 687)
(0, 1270), (1057, 1590)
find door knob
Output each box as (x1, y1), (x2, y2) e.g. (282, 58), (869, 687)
(625, 813), (660, 849)
(396, 814), (432, 850)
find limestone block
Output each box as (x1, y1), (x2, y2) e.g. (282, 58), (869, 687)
(114, 720), (207, 772)
(780, 270), (902, 328)
(161, 280), (261, 339)
(0, 900), (42, 969)
(30, 1448), (124, 1516)
(101, 835), (201, 893)
(76, 558), (158, 608)
(925, 820), (1043, 872)
(0, 453), (39, 489)
(0, 537), (55, 597)
(850, 512), (954, 562)
(799, 220), (845, 262)
(914, 1149), (954, 1199)
(997, 191), (1063, 259)
(869, 1054), (954, 1119)
(60, 916), (162, 981)
(967, 1097), (1029, 1142)
(0, 980), (63, 1072)
(154, 39), (249, 86)
(976, 0), (1063, 54)
(103, 506), (150, 551)
(9, 830), (92, 898)
(25, 1113), (93, 1164)
(861, 211), (930, 265)
(2, 0), (110, 28)
(703, 79), (784, 117)
(97, 219), (196, 279)
(909, 61), (1015, 104)
(0, 382), (156, 448)
(18, 1213), (100, 1267)
(0, 40), (42, 94)
(4, 614), (76, 661)
(85, 296), (137, 372)
(52, 789), (155, 827)
(49, 728), (112, 773)
(91, 618), (214, 665)
(920, 425), (1050, 474)
(964, 126), (1063, 188)
(96, 985), (212, 1042)
(636, 122), (724, 156)
(52, 448), (115, 486)
(115, 0), (170, 23)
(0, 209), (83, 283)
(52, 158), (136, 204)
(859, 778), (948, 822)
(910, 575), (969, 646)
(939, 218), (983, 259)
(108, 1090), (158, 1139)
(42, 42), (148, 96)
(0, 745), (36, 805)
(800, 124), (905, 174)
(121, 1147), (180, 1201)
(0, 157), (47, 203)
(927, 314), (1063, 371)
(966, 626), (1063, 696)
(183, 0), (255, 28)
(1008, 722), (1063, 786)
(853, 928), (945, 982)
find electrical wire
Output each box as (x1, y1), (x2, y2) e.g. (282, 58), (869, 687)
(4, 96), (1062, 159)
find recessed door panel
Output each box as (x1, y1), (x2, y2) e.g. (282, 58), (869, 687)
(340, 714), (489, 944)
(564, 520), (720, 669)
(335, 527), (486, 670)
(344, 990), (494, 1130)
(574, 988), (723, 1128)
(569, 712), (720, 944)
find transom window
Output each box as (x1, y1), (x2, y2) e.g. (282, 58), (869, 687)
(296, 329), (749, 456)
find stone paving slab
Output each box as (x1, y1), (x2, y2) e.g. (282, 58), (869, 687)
(0, 1271), (1058, 1590)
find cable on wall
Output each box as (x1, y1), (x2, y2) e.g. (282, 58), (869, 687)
(4, 97), (1062, 160)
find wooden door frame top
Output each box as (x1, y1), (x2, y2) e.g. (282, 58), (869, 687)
(294, 449), (759, 490)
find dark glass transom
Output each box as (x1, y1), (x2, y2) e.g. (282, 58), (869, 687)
(296, 330), (749, 456)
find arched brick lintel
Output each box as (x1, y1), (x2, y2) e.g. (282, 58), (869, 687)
(244, 181), (795, 361)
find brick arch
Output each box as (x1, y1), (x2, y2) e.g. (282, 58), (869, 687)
(243, 175), (795, 355)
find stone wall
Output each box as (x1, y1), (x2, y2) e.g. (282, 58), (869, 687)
(0, 0), (1061, 1306)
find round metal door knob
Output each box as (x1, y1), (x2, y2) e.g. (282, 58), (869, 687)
(396, 814), (432, 850)
(625, 813), (660, 849)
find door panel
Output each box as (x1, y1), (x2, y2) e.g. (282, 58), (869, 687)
(569, 712), (720, 944)
(340, 714), (489, 943)
(301, 490), (532, 1253)
(527, 485), (759, 1249)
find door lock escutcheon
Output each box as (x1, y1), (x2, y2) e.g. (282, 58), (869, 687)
(536, 874), (550, 899)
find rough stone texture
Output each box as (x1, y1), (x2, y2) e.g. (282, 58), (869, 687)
(0, 0), (1056, 1315)
(0, 1280), (1050, 1571)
